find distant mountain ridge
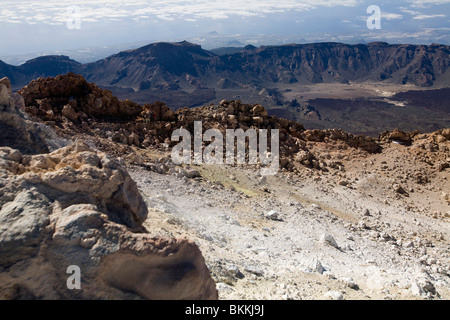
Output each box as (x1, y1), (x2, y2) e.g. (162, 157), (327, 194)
(0, 55), (81, 88)
(82, 41), (216, 90)
(2, 41), (450, 91)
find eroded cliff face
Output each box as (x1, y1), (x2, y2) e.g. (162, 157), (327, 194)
(2, 42), (450, 91)
(246, 43), (448, 85)
(0, 82), (218, 300)
(81, 42), (450, 88)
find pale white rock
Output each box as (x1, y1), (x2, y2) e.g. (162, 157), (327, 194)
(403, 241), (414, 248)
(323, 271), (337, 280)
(411, 282), (426, 297)
(324, 291), (343, 300)
(216, 283), (234, 292)
(225, 265), (244, 279)
(265, 210), (278, 220)
(303, 258), (325, 274)
(320, 233), (339, 249)
(0, 143), (217, 300)
(244, 265), (264, 277)
(341, 277), (359, 290)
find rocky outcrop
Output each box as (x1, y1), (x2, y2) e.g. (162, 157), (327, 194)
(302, 129), (381, 153)
(0, 77), (12, 94)
(0, 84), (217, 300)
(141, 101), (176, 122)
(14, 72), (384, 172)
(0, 142), (217, 299)
(18, 72), (142, 120)
(379, 129), (418, 146)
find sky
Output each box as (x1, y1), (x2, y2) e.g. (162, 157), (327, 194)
(0, 0), (449, 64)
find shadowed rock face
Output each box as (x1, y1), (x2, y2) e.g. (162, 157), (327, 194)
(0, 82), (66, 154)
(0, 83), (218, 300)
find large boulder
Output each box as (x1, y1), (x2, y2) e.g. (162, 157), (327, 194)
(0, 142), (217, 300)
(0, 81), (66, 154)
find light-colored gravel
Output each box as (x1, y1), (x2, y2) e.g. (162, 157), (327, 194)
(127, 144), (450, 300)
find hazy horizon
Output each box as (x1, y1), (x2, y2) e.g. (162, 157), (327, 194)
(1, 0), (449, 65)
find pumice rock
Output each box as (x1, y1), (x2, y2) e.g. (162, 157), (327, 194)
(0, 142), (217, 300)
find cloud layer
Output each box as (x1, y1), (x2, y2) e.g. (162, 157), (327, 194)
(1, 1), (447, 26)
(0, 0), (361, 24)
(0, 0), (366, 24)
(0, 0), (448, 58)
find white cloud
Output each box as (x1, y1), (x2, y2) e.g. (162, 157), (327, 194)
(383, 13), (403, 20)
(0, 0), (360, 24)
(400, 4), (447, 20)
(400, 7), (422, 15)
(413, 14), (446, 19)
(408, 0), (450, 5)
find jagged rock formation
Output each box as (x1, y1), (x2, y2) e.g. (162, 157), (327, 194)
(13, 73), (388, 174)
(0, 78), (218, 300)
(379, 128), (418, 146)
(14, 73), (385, 173)
(18, 72), (142, 120)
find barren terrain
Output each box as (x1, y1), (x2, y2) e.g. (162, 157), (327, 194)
(127, 136), (449, 300)
(1, 73), (448, 300)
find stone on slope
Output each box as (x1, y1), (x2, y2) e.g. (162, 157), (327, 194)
(320, 233), (339, 249)
(265, 210), (278, 220)
(303, 258), (325, 274)
(324, 291), (343, 300)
